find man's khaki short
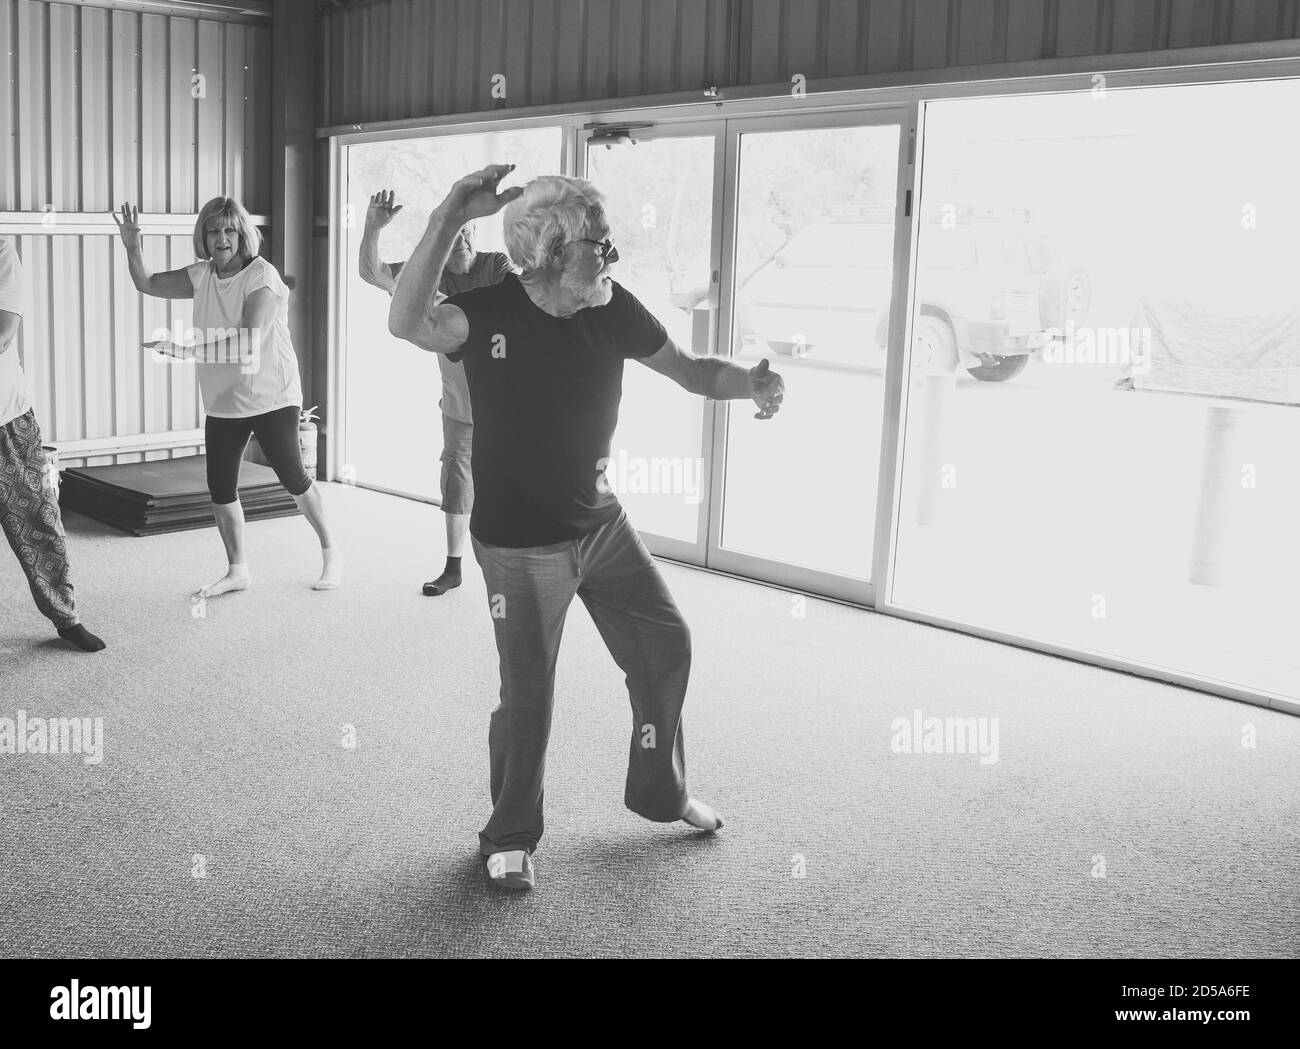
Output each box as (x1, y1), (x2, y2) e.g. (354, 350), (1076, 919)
(439, 413), (474, 515)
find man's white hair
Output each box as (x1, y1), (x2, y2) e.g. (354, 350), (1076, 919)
(503, 175), (606, 272)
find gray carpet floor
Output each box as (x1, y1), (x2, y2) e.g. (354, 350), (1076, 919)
(1, 482), (1297, 958)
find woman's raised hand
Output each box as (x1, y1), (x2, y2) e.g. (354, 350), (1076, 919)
(111, 203), (142, 251)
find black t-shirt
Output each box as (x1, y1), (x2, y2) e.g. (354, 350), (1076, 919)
(446, 274), (668, 547)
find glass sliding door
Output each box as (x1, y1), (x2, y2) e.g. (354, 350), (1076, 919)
(340, 126), (564, 499)
(888, 81), (1300, 704)
(583, 128), (721, 560)
(329, 77), (1300, 712)
(709, 113), (909, 602)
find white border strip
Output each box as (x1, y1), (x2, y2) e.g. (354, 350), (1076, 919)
(58, 0), (271, 24)
(48, 428), (205, 459)
(0, 212), (270, 236)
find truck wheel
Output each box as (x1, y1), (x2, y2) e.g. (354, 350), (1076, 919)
(967, 352), (1029, 382)
(911, 314), (958, 384)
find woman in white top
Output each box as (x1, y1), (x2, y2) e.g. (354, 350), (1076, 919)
(113, 198), (342, 597)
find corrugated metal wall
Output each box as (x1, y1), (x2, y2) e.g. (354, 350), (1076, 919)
(0, 0), (271, 464)
(318, 0), (1300, 126)
(4, 228), (212, 462)
(319, 0), (736, 124)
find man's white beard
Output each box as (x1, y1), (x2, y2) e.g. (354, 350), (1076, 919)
(561, 267), (613, 310)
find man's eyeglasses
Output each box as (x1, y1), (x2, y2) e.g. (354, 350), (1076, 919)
(580, 238), (619, 264)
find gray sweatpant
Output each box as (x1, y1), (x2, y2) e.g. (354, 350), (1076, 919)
(471, 509), (692, 856)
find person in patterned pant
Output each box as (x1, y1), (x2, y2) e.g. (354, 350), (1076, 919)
(0, 237), (104, 652)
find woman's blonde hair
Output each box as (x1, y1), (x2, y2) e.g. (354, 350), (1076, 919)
(193, 197), (261, 261)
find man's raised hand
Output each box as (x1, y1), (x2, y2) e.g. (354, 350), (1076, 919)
(111, 203), (142, 251)
(366, 190), (402, 231)
(441, 164), (523, 223)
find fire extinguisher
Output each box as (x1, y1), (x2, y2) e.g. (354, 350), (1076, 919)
(299, 405), (319, 475)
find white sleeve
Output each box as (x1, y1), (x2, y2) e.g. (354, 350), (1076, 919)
(244, 257), (290, 300)
(186, 260), (210, 295)
(0, 241), (27, 317)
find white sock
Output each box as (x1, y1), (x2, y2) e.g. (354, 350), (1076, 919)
(197, 564), (250, 599)
(487, 851), (528, 878)
(312, 547), (344, 591)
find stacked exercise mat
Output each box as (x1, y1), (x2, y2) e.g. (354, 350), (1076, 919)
(58, 455), (299, 536)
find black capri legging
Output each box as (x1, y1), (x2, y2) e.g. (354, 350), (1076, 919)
(205, 406), (313, 505)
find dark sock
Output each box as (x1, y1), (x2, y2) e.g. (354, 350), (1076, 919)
(422, 556), (463, 597)
(57, 624), (106, 652)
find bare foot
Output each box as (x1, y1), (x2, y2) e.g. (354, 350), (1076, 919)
(313, 548), (343, 591)
(681, 797), (724, 831)
(197, 565), (250, 599)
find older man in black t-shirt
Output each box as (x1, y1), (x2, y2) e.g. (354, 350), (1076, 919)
(390, 165), (784, 892)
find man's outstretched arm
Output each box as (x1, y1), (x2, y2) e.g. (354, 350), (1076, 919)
(386, 205), (467, 354)
(639, 337), (785, 420)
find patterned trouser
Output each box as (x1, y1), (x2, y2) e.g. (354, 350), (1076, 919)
(0, 409), (76, 628)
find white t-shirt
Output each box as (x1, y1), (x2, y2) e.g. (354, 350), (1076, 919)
(0, 238), (31, 429)
(185, 256), (303, 418)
